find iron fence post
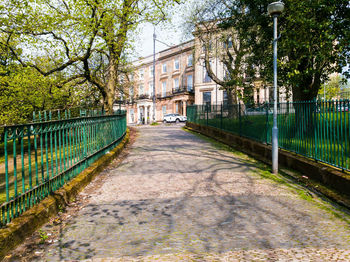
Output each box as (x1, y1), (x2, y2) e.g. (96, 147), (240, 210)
(239, 103), (242, 136)
(206, 105), (209, 126)
(266, 102), (269, 144)
(220, 103), (223, 130)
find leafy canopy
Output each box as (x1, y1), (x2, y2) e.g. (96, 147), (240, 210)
(0, 0), (179, 112)
(223, 0), (350, 101)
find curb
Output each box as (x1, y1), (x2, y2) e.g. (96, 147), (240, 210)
(184, 124), (350, 210)
(0, 129), (130, 260)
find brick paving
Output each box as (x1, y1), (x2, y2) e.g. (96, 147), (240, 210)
(8, 124), (350, 261)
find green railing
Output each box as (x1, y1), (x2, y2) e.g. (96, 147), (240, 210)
(187, 100), (350, 172)
(0, 112), (126, 227)
(32, 108), (124, 122)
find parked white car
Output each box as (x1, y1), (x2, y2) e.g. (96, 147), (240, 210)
(163, 113), (187, 123)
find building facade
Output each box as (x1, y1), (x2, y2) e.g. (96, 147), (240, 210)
(192, 23), (291, 106)
(123, 30), (292, 125)
(126, 40), (195, 124)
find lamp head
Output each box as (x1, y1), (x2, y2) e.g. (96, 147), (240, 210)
(267, 1), (284, 16)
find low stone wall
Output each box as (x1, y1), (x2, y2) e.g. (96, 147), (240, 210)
(0, 129), (130, 260)
(186, 122), (350, 201)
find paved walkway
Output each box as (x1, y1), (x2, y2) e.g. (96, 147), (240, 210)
(9, 125), (350, 261)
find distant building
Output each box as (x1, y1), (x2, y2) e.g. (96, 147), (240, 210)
(125, 40), (194, 124)
(123, 26), (295, 125)
(193, 22), (291, 105)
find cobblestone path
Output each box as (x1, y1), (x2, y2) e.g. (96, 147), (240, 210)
(12, 125), (350, 261)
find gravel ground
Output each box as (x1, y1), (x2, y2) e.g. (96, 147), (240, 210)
(5, 124), (350, 261)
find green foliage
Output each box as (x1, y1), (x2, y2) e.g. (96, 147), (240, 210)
(187, 1), (255, 104)
(0, 0), (180, 113)
(223, 0), (350, 101)
(0, 65), (71, 125)
(0, 38), (101, 126)
(318, 75), (342, 100)
(38, 229), (48, 244)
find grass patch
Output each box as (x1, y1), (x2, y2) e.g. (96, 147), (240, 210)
(183, 125), (350, 224)
(150, 122), (159, 126)
(189, 108), (350, 171)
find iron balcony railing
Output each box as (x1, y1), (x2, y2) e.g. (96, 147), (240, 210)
(0, 111), (127, 227)
(172, 86), (194, 95)
(136, 94), (151, 100)
(187, 100), (350, 172)
(156, 91), (173, 99)
(126, 98), (136, 104)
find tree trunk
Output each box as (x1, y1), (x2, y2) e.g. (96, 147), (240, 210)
(104, 56), (117, 114)
(226, 88), (239, 118)
(291, 74), (320, 151)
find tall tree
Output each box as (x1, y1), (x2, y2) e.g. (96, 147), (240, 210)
(0, 34), (102, 125)
(188, 0), (255, 105)
(224, 0), (350, 101)
(0, 0), (179, 113)
(318, 74), (343, 100)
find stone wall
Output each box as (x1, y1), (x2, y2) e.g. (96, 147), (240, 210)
(186, 122), (350, 199)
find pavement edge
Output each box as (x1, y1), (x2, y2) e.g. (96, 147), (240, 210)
(184, 123), (350, 210)
(0, 128), (130, 260)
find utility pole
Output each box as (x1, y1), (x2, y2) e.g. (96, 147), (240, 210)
(268, 1), (284, 175)
(153, 27), (156, 122)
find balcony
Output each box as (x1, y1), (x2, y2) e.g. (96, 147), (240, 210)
(136, 94), (151, 100)
(172, 86), (194, 95)
(156, 91), (173, 99)
(126, 98), (136, 104)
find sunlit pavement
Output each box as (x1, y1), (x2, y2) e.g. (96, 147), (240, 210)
(14, 125), (350, 261)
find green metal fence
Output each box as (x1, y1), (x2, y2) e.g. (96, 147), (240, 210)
(0, 112), (126, 227)
(32, 108), (108, 122)
(187, 100), (350, 172)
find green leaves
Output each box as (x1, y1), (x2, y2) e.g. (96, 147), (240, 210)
(233, 0), (350, 101)
(1, 0), (179, 113)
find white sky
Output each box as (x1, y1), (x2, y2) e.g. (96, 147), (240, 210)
(134, 23), (183, 58)
(133, 1), (196, 58)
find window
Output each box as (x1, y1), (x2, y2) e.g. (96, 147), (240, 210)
(174, 59), (179, 70)
(139, 68), (144, 80)
(149, 82), (154, 96)
(162, 106), (167, 115)
(149, 66), (154, 77)
(129, 109), (134, 123)
(130, 87), (134, 97)
(173, 78), (179, 90)
(224, 37), (233, 49)
(162, 81), (167, 97)
(139, 84), (144, 95)
(162, 63), (167, 73)
(187, 54), (193, 66)
(203, 67), (212, 83)
(187, 75), (193, 91)
(223, 90), (228, 105)
(223, 66), (229, 80)
(228, 37), (233, 48)
(202, 40), (212, 52)
(203, 91), (211, 105)
(120, 75), (125, 83)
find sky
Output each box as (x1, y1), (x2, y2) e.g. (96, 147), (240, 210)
(132, 0), (196, 59)
(133, 23), (184, 58)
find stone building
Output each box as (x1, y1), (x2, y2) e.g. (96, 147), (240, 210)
(192, 22), (291, 106)
(126, 40), (195, 124)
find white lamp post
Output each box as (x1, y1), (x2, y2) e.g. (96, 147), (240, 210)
(153, 27), (156, 123)
(267, 1), (284, 174)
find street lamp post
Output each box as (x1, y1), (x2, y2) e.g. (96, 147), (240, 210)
(267, 1), (284, 174)
(152, 27), (156, 123)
